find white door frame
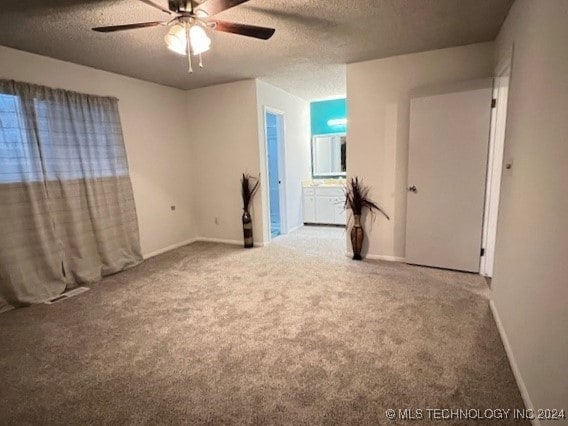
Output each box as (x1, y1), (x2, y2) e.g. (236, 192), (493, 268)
(480, 57), (512, 277)
(263, 106), (288, 238)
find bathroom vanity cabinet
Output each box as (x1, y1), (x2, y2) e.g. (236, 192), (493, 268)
(302, 185), (346, 226)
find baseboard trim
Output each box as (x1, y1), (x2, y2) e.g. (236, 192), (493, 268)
(285, 224), (303, 234)
(196, 237), (241, 246)
(144, 237), (268, 259)
(143, 238), (198, 259)
(195, 237), (267, 248)
(345, 252), (405, 262)
(489, 300), (538, 426)
(368, 254), (405, 262)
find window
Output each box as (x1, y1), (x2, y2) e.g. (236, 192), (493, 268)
(0, 80), (142, 306)
(0, 90), (128, 183)
(0, 94), (43, 183)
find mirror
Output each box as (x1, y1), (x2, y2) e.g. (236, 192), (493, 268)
(311, 134), (346, 177)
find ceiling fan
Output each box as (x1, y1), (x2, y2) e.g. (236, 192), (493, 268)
(92, 0), (276, 73)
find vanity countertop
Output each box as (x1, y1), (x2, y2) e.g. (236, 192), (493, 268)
(302, 179), (346, 188)
(303, 184), (344, 188)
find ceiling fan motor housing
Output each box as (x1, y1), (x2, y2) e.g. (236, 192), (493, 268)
(169, 0), (193, 13)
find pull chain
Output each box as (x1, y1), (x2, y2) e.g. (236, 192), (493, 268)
(186, 23), (193, 73)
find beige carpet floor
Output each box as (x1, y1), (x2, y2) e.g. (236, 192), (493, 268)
(0, 226), (527, 425)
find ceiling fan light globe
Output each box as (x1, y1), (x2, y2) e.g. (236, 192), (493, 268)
(189, 25), (211, 55)
(165, 24), (187, 56)
(166, 42), (187, 55)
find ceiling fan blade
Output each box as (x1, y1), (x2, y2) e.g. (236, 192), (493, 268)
(139, 0), (173, 15)
(210, 20), (275, 40)
(92, 21), (165, 33)
(197, 0), (250, 17)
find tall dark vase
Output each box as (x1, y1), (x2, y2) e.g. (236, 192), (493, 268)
(351, 214), (364, 260)
(242, 210), (253, 248)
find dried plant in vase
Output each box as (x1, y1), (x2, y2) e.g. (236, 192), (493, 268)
(344, 177), (390, 260)
(241, 173), (260, 248)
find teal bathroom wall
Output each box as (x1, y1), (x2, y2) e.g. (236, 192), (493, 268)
(310, 98), (347, 135)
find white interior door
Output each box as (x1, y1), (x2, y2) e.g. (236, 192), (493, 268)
(481, 68), (510, 277)
(405, 82), (492, 272)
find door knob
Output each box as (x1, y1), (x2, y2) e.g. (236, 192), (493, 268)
(408, 185), (417, 193)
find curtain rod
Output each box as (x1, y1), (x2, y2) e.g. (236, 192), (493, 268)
(0, 79), (119, 102)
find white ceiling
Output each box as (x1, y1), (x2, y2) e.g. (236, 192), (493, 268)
(0, 0), (513, 100)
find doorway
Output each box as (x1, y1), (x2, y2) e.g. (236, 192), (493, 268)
(264, 108), (286, 239)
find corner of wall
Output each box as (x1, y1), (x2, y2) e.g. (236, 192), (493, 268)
(252, 79), (270, 245)
(346, 42), (495, 260)
(184, 79), (267, 246)
(255, 80), (312, 239)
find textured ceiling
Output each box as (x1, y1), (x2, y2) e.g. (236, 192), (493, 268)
(0, 0), (513, 100)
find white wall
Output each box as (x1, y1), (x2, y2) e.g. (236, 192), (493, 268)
(256, 80), (311, 239)
(0, 46), (195, 258)
(346, 42), (494, 259)
(491, 0), (568, 414)
(186, 80), (265, 244)
(0, 47), (309, 254)
(185, 79), (310, 245)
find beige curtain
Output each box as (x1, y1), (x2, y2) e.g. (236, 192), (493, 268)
(0, 80), (142, 307)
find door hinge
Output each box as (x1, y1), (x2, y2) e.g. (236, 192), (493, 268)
(491, 99), (497, 108)
(480, 248), (485, 256)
